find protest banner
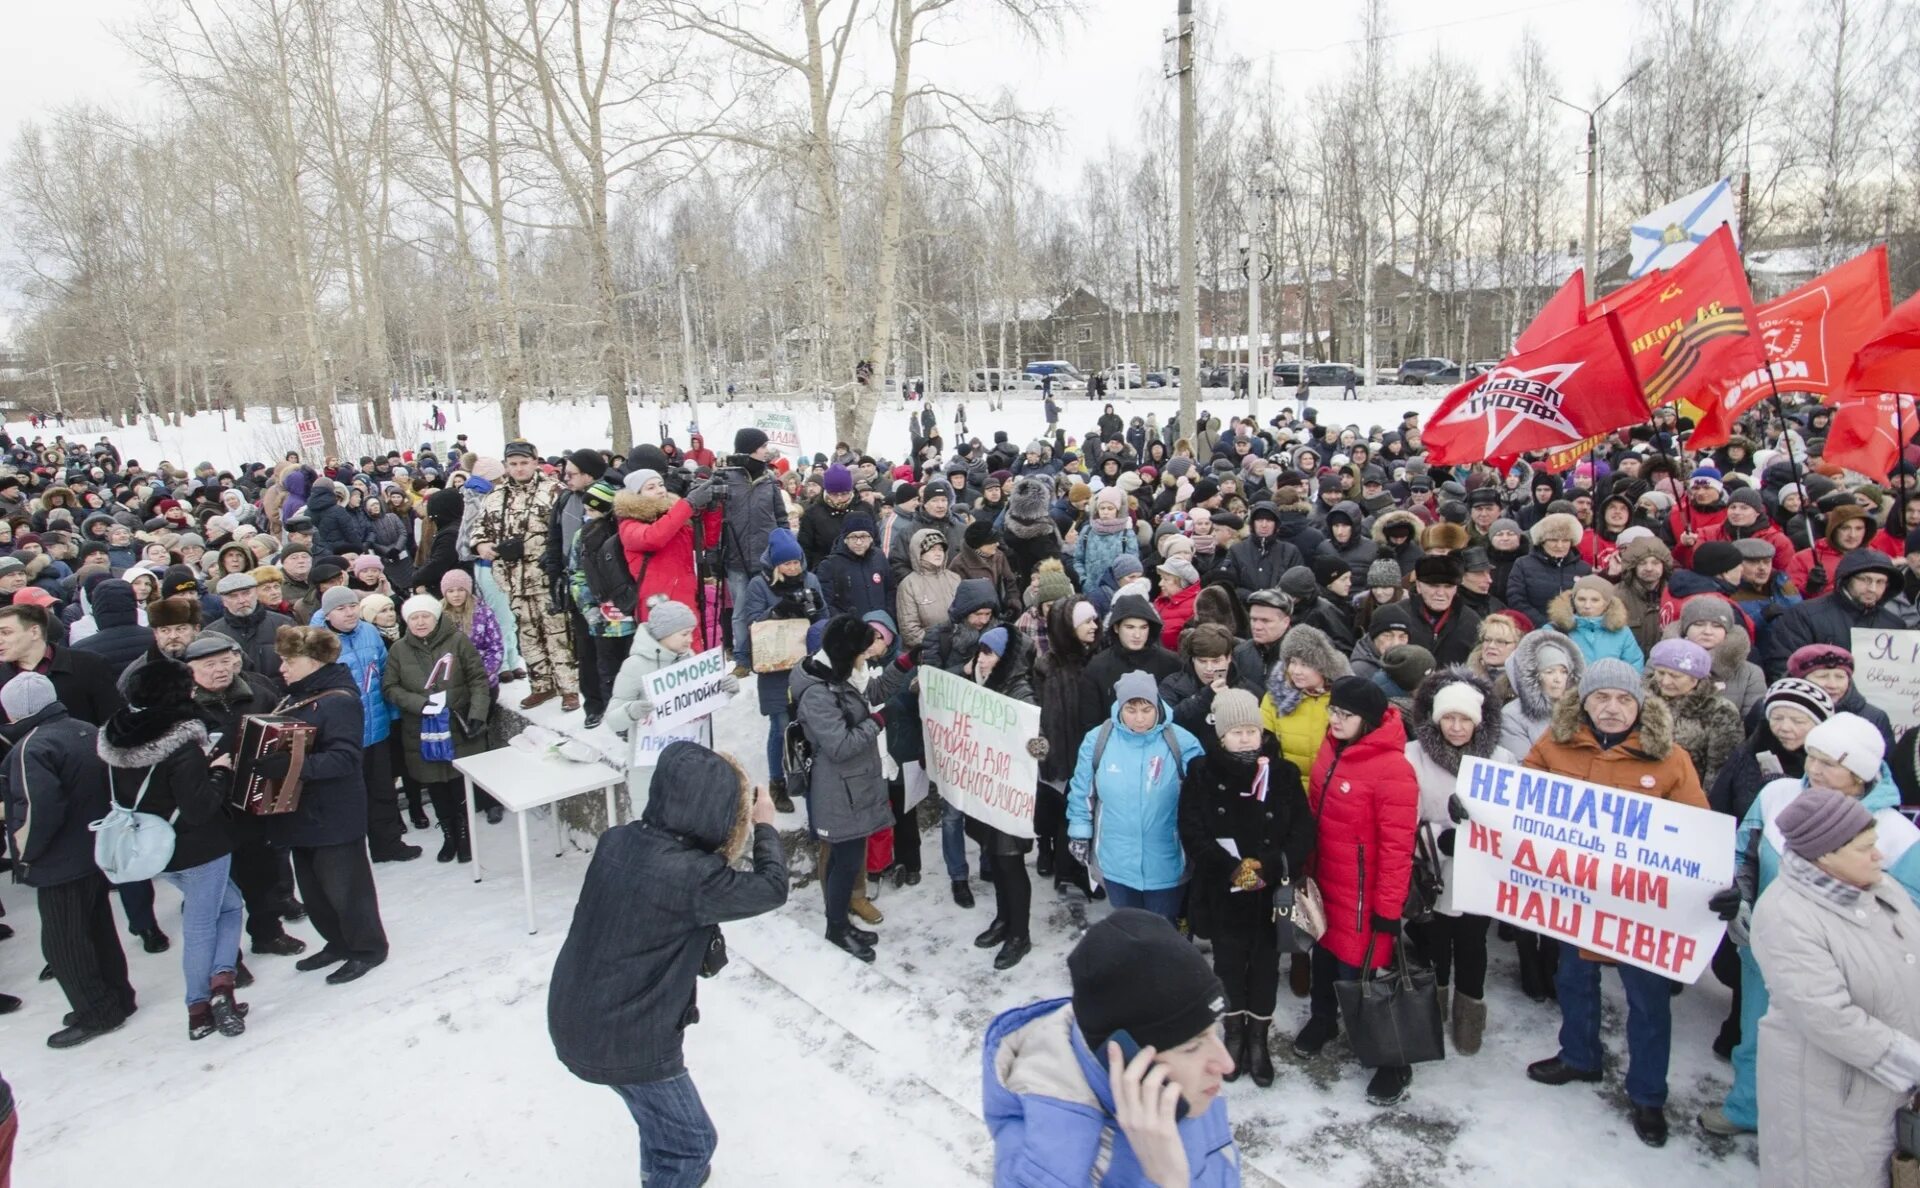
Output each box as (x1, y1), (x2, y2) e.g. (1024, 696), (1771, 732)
(754, 411), (802, 458)
(1854, 627), (1920, 734)
(296, 419), (323, 448)
(1449, 755), (1732, 983)
(630, 718), (711, 769)
(918, 664), (1039, 839)
(641, 647), (733, 733)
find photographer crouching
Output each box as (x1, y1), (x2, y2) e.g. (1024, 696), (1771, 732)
(547, 740), (787, 1186)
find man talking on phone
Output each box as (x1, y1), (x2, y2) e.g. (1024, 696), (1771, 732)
(547, 742), (787, 1186)
(984, 909), (1241, 1185)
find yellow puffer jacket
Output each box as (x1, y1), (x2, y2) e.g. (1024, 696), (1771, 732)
(1263, 690), (1330, 779)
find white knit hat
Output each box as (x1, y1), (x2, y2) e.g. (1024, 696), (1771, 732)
(1430, 681), (1485, 727)
(1806, 712), (1885, 784)
(401, 594), (443, 623)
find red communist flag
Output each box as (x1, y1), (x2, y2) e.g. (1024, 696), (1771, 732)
(1425, 313), (1648, 467)
(1824, 288), (1920, 480)
(1513, 270), (1586, 353)
(1689, 246), (1891, 448)
(1599, 224), (1768, 412)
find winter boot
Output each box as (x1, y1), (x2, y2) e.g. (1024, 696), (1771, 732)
(454, 814), (472, 864)
(992, 935), (1031, 971)
(1631, 1105), (1669, 1148)
(437, 815), (461, 863)
(770, 777), (794, 815)
(825, 924), (876, 964)
(1436, 985), (1451, 1027)
(138, 927), (171, 954)
(1292, 1014), (1338, 1058)
(1222, 1015), (1247, 1082)
(850, 869), (884, 925)
(1695, 1106), (1753, 1137)
(208, 971), (248, 1037)
(188, 1001), (217, 1041)
(1247, 1016), (1276, 1088)
(409, 802), (432, 831)
(1451, 994), (1486, 1056)
(232, 959), (254, 989)
(951, 880), (975, 909)
(1365, 1065), (1411, 1106)
(1288, 952), (1311, 998)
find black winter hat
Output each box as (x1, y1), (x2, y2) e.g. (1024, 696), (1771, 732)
(124, 655), (195, 713)
(1070, 909), (1225, 1054)
(819, 615), (876, 680)
(1328, 674), (1389, 733)
(566, 448), (608, 480)
(1311, 554), (1351, 587)
(1368, 602), (1416, 639)
(734, 427), (769, 455)
(1691, 540), (1743, 577)
(963, 520), (997, 550)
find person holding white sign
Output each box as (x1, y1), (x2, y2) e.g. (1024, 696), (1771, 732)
(604, 599), (740, 808)
(1519, 658), (1713, 1149)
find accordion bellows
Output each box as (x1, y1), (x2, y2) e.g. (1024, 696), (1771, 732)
(230, 714), (317, 815)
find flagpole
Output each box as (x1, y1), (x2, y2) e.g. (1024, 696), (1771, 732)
(1763, 371), (1819, 550)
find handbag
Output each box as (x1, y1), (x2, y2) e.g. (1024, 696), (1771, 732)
(90, 767), (176, 885)
(1333, 934), (1447, 1069)
(749, 618), (809, 673)
(1270, 853), (1327, 956)
(782, 717), (815, 803)
(420, 708), (456, 762)
(1898, 1089), (1920, 1158)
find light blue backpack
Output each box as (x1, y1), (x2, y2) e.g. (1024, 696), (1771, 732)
(90, 768), (176, 884)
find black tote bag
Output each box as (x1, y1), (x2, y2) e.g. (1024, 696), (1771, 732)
(1333, 934), (1447, 1068)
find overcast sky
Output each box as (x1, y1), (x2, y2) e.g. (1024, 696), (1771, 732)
(0, 0), (1639, 341)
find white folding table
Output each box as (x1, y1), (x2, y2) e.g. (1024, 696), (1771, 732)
(453, 747), (626, 933)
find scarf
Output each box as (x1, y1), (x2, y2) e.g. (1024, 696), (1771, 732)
(1092, 514), (1129, 535)
(1782, 850), (1864, 908)
(1192, 534), (1216, 555)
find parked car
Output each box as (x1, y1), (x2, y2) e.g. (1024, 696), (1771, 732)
(1272, 362), (1303, 388)
(1422, 366), (1465, 386)
(1307, 363), (1362, 388)
(969, 368), (1037, 392)
(1395, 356), (1455, 385)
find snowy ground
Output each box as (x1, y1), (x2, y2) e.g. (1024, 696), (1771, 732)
(17, 386), (1450, 476)
(4, 677), (1758, 1187)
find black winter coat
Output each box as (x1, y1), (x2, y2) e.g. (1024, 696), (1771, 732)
(1761, 563), (1915, 678)
(97, 713), (232, 873)
(1036, 648), (1105, 786)
(261, 663), (368, 849)
(797, 497), (854, 569)
(1504, 549), (1590, 627)
(1176, 734), (1315, 940)
(817, 537), (895, 621)
(307, 483), (372, 557)
(1224, 528), (1303, 599)
(548, 742), (786, 1086)
(1405, 601), (1482, 668)
(1, 705), (111, 887)
(0, 644), (123, 727)
(71, 579), (151, 673)
(1162, 665), (1265, 738)
(1083, 595), (1182, 704)
(411, 487), (468, 596)
(206, 604), (295, 685)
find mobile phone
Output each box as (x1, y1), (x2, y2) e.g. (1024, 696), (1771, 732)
(1106, 1028), (1189, 1121)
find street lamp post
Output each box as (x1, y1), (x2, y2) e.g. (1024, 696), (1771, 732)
(1552, 62), (1650, 302)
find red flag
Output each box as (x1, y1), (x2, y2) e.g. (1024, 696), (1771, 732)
(1824, 391), (1918, 482)
(1838, 287), (1920, 401)
(1513, 270), (1586, 353)
(1425, 314), (1647, 467)
(1596, 224), (1767, 412)
(1689, 246), (1891, 448)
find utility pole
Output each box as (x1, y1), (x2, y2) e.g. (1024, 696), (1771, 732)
(1553, 62), (1649, 302)
(677, 266), (702, 432)
(1175, 0), (1199, 437)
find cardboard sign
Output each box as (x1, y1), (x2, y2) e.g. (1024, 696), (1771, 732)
(1449, 756), (1733, 983)
(1853, 627), (1920, 734)
(296, 419), (323, 447)
(641, 647), (733, 733)
(754, 411), (802, 458)
(630, 718), (711, 769)
(918, 665), (1039, 839)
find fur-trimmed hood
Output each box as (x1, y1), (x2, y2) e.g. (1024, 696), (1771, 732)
(1412, 666), (1502, 773)
(638, 740), (754, 861)
(98, 714), (209, 769)
(1545, 685), (1675, 759)
(1546, 588), (1629, 632)
(1505, 627), (1587, 721)
(1371, 509), (1422, 548)
(1707, 625), (1752, 677)
(615, 490), (676, 523)
(1269, 624), (1350, 700)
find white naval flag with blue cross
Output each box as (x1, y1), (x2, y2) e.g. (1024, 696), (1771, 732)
(1627, 177), (1740, 279)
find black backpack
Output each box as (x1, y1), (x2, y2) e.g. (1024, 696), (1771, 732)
(580, 518), (640, 615)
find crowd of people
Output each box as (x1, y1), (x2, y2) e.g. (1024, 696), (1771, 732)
(3, 393), (1920, 1187)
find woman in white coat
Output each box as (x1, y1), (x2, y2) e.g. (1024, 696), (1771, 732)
(1752, 786), (1920, 1188)
(1403, 667), (1514, 1055)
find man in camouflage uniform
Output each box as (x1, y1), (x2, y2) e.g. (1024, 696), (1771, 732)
(471, 440), (580, 711)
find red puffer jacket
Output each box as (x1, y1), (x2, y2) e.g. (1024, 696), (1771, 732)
(1304, 708), (1421, 970)
(616, 491), (724, 648)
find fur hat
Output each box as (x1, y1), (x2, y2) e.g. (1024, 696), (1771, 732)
(147, 595), (202, 630)
(1530, 513), (1583, 546)
(125, 656), (195, 712)
(1413, 553), (1465, 586)
(275, 624), (340, 664)
(1421, 522), (1469, 553)
(819, 615), (876, 680)
(1429, 679), (1486, 726)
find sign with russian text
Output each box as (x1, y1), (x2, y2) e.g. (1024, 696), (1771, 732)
(1854, 628), (1920, 734)
(918, 664), (1038, 839)
(296, 419), (323, 447)
(1449, 756), (1732, 983)
(641, 647), (733, 734)
(754, 411), (802, 458)
(630, 718), (710, 769)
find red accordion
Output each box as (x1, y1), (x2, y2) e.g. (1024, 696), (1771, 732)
(229, 714), (317, 816)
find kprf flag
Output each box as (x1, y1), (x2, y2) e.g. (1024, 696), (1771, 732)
(1824, 289), (1920, 481)
(1838, 287), (1920, 403)
(1629, 178), (1739, 279)
(1513, 270), (1586, 354)
(1424, 314), (1647, 466)
(1689, 247), (1892, 449)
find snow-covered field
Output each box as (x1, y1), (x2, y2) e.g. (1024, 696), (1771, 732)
(17, 386), (1450, 475)
(0, 391), (1759, 1186)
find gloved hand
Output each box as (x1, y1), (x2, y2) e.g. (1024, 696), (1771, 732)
(894, 650), (917, 672)
(1370, 914), (1402, 937)
(424, 691), (448, 716)
(1026, 737), (1050, 759)
(1436, 827), (1456, 857)
(870, 709), (886, 728)
(495, 537), (526, 564)
(1708, 886), (1744, 922)
(253, 750), (293, 781)
(716, 674), (740, 696)
(685, 480), (716, 510)
(1726, 900), (1753, 948)
(1805, 563), (1828, 597)
(1447, 793), (1471, 825)
(1068, 839), (1091, 867)
(1231, 857), (1263, 891)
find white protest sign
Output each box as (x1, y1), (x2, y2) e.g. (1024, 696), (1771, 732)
(1853, 627), (1920, 734)
(296, 419), (323, 448)
(641, 647), (733, 734)
(918, 664), (1039, 839)
(754, 411), (802, 459)
(630, 718), (711, 769)
(1449, 755), (1733, 983)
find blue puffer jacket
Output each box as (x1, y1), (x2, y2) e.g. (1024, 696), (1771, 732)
(983, 998), (1239, 1188)
(1067, 698), (1203, 892)
(309, 612), (394, 745)
(1739, 765), (1920, 911)
(1558, 614), (1644, 667)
